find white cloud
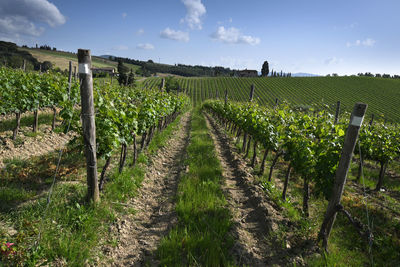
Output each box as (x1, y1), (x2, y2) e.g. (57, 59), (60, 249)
(347, 23), (357, 29)
(0, 16), (44, 37)
(160, 27), (189, 42)
(136, 28), (144, 35)
(0, 0), (65, 38)
(122, 12), (127, 19)
(136, 43), (154, 50)
(211, 26), (260, 45)
(346, 38), (376, 47)
(217, 18), (233, 25)
(362, 38), (376, 47)
(113, 45), (129, 51)
(181, 0), (206, 30)
(324, 57), (343, 65)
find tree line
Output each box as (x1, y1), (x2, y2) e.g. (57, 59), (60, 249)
(112, 56), (236, 77)
(261, 60), (292, 77)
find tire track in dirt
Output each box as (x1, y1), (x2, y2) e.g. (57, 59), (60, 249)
(106, 112), (191, 266)
(204, 112), (304, 266)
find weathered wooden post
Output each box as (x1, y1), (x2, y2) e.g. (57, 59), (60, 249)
(73, 66), (77, 81)
(243, 85), (256, 155)
(33, 109), (39, 132)
(274, 98), (279, 110)
(224, 89), (228, 106)
(318, 102), (367, 250)
(160, 78), (165, 91)
(216, 90), (219, 99)
(334, 101), (341, 124)
(32, 59), (39, 133)
(249, 84), (255, 102)
(22, 59), (26, 71)
(68, 61), (73, 100)
(78, 49), (100, 203)
(369, 114), (374, 129)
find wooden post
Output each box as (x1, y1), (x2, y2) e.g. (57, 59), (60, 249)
(78, 49), (100, 203)
(224, 89), (228, 106)
(249, 84), (255, 102)
(33, 109), (39, 132)
(160, 78), (165, 91)
(318, 102), (367, 249)
(274, 98), (279, 109)
(22, 59), (26, 71)
(334, 101), (341, 124)
(369, 114), (374, 129)
(39, 64), (42, 73)
(68, 61), (73, 100)
(216, 90), (219, 99)
(73, 66), (77, 81)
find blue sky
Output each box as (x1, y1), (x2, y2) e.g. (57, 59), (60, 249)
(1, 0), (399, 75)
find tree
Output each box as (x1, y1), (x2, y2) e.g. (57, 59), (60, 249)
(261, 61), (269, 77)
(127, 69), (135, 86)
(42, 61), (52, 72)
(117, 60), (129, 85)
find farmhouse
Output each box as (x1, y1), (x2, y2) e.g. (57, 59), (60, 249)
(237, 69), (258, 77)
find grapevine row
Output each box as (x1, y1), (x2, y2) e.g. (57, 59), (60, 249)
(0, 67), (79, 138)
(61, 81), (190, 190)
(203, 100), (400, 216)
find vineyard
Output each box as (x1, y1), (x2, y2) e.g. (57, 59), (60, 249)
(142, 76), (400, 122)
(1, 64), (400, 266)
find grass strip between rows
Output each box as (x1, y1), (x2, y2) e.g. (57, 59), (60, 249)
(158, 108), (233, 266)
(0, 112), (184, 266)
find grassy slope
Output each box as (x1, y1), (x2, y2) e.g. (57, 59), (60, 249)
(19, 48), (140, 72)
(144, 76), (400, 122)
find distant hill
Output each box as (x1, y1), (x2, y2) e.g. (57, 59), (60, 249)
(99, 55), (115, 60)
(100, 54), (237, 77)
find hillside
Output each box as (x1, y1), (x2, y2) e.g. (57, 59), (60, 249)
(19, 48), (140, 72)
(0, 41), (40, 70)
(143, 76), (400, 122)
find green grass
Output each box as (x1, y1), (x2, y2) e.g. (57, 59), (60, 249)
(157, 109), (234, 266)
(0, 113), (184, 265)
(145, 76), (400, 122)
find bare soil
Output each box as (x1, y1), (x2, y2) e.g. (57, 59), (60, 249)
(0, 124), (74, 169)
(104, 113), (191, 266)
(204, 112), (307, 266)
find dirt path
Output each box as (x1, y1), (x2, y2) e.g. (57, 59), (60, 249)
(204, 112), (305, 266)
(105, 112), (191, 266)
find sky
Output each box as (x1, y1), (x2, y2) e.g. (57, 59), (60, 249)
(1, 0), (399, 75)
